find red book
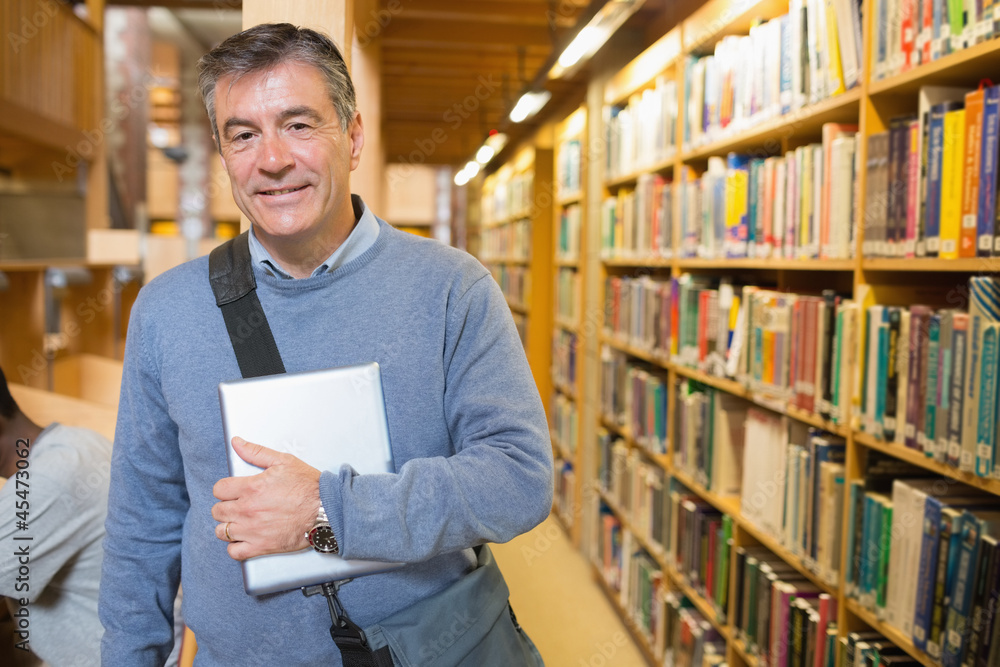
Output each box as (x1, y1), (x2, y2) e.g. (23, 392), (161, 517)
(698, 290), (711, 364)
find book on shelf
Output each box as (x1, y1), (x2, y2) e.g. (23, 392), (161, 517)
(682, 1), (860, 153)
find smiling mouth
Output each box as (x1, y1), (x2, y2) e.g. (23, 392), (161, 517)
(260, 185), (307, 196)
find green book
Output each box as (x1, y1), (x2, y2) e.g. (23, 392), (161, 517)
(877, 501), (894, 612)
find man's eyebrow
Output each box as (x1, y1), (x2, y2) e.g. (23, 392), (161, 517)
(222, 116), (256, 138)
(277, 106), (324, 124)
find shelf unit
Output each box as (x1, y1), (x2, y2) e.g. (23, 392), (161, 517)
(480, 145), (554, 422)
(564, 0), (1000, 665)
(550, 106), (589, 546)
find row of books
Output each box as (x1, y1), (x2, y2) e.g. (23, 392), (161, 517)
(600, 348), (669, 454)
(486, 264), (530, 309)
(600, 173), (674, 260)
(557, 203), (582, 262)
(554, 267), (580, 324)
(597, 433), (668, 551)
(552, 329), (579, 395)
(871, 0), (1000, 82)
(856, 278), (1000, 480)
(734, 546), (840, 667)
(674, 380), (747, 498)
(863, 84), (1000, 259)
(550, 391), (578, 456)
(603, 276), (861, 425)
(553, 457), (575, 528)
(556, 137), (582, 198)
(683, 0), (862, 151)
(595, 504), (728, 666)
(846, 472), (1000, 667)
(481, 169), (534, 225)
(740, 413), (847, 587)
(480, 219), (530, 261)
(605, 74), (679, 180)
(677, 130), (859, 261)
(663, 486), (730, 618)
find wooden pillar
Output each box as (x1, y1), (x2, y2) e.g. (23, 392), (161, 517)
(350, 14), (384, 215)
(241, 0), (353, 70)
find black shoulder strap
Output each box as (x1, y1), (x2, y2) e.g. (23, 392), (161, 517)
(208, 232), (286, 378)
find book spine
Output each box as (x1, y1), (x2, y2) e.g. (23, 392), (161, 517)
(885, 308), (901, 441)
(961, 90), (985, 258)
(926, 105), (948, 256)
(942, 513), (982, 667)
(924, 315), (942, 455)
(980, 85), (1000, 257)
(940, 108), (967, 260)
(948, 315), (970, 467)
(928, 511), (957, 659)
(976, 322), (1000, 477)
(914, 496), (944, 651)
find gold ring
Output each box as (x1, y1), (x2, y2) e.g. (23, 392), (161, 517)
(224, 522), (233, 542)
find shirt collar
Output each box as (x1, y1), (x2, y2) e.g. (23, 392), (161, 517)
(247, 194), (380, 279)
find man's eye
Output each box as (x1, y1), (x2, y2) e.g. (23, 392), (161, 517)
(289, 123), (309, 131)
(234, 132), (254, 142)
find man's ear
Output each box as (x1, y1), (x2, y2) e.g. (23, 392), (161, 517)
(348, 112), (365, 172)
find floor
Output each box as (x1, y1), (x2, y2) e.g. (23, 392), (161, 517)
(491, 515), (649, 667)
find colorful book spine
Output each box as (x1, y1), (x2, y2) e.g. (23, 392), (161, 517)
(981, 84), (1000, 257)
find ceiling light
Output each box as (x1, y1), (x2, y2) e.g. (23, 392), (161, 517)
(475, 145), (495, 164)
(454, 170), (471, 187)
(509, 91), (552, 123)
(549, 0), (647, 79)
(463, 161), (480, 179)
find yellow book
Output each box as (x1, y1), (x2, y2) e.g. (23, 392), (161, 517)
(825, 0), (846, 96)
(939, 108), (965, 259)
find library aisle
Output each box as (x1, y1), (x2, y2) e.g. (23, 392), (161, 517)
(492, 515), (647, 667)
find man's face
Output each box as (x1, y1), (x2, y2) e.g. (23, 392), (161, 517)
(214, 61), (363, 250)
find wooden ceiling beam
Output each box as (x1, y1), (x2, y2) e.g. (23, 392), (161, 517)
(384, 1), (578, 27)
(381, 19), (559, 47)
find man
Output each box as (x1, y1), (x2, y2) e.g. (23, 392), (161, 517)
(0, 367), (111, 666)
(99, 23), (552, 665)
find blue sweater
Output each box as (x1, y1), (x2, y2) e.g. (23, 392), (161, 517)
(99, 219), (552, 665)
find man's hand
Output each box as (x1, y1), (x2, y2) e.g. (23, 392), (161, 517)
(212, 436), (322, 561)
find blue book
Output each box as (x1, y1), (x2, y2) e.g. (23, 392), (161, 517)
(978, 85), (1000, 257)
(926, 102), (963, 256)
(779, 15), (793, 115)
(925, 315), (942, 457)
(947, 319), (969, 467)
(862, 493), (885, 608)
(914, 496), (946, 651)
(942, 513), (984, 667)
(809, 435), (847, 561)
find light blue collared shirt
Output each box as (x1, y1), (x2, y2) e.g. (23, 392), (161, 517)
(247, 194), (380, 278)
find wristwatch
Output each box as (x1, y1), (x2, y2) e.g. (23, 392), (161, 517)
(306, 505), (339, 554)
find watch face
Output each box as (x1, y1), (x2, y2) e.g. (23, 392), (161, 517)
(309, 526), (339, 554)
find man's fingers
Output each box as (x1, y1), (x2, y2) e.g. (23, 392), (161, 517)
(232, 436), (286, 468)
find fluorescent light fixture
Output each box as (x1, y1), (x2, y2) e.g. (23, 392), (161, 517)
(475, 145), (495, 164)
(549, 0), (646, 79)
(463, 161), (480, 179)
(558, 26), (602, 69)
(454, 169), (471, 186)
(509, 91), (552, 123)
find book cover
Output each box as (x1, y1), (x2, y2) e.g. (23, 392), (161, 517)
(961, 87), (986, 257)
(918, 88), (970, 256)
(934, 310), (957, 463)
(977, 84), (1000, 257)
(940, 107), (967, 259)
(926, 101), (964, 256)
(975, 321), (1000, 477)
(948, 313), (970, 466)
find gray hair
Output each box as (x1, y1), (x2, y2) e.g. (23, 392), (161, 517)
(197, 23), (356, 146)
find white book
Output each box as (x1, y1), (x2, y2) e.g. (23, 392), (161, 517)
(830, 136), (856, 259)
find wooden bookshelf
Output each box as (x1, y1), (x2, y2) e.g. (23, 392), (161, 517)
(568, 0), (1000, 663)
(590, 562), (661, 666)
(549, 107), (588, 548)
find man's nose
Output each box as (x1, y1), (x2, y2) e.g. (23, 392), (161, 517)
(258, 133), (294, 174)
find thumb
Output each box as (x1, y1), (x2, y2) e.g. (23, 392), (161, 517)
(232, 436), (285, 469)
